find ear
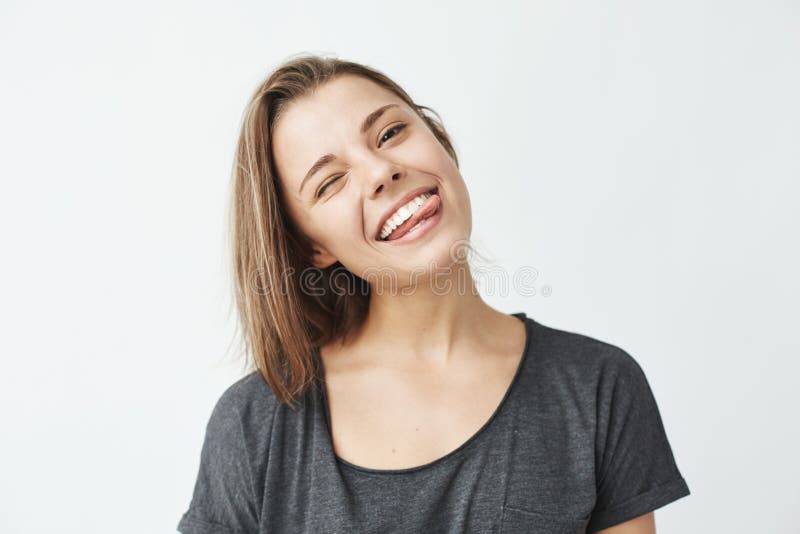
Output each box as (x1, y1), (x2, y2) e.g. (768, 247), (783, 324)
(309, 244), (338, 269)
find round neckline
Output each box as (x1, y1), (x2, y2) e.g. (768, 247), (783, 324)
(314, 311), (533, 475)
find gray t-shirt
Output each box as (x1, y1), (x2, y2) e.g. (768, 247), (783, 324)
(177, 312), (690, 533)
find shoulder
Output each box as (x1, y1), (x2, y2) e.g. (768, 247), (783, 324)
(525, 317), (645, 385)
(179, 372), (279, 533)
(519, 317), (662, 429)
(197, 371), (281, 501)
(523, 319), (677, 458)
(205, 371), (281, 445)
(214, 370), (280, 411)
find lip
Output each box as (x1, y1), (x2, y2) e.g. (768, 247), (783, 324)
(375, 185), (439, 241)
(381, 200), (442, 245)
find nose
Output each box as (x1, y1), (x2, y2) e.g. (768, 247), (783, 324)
(373, 171), (402, 196)
(361, 154), (404, 198)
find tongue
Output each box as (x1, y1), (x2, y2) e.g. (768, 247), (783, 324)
(386, 194), (440, 241)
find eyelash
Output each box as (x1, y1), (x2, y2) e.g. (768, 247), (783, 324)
(379, 123), (407, 147)
(316, 123), (407, 198)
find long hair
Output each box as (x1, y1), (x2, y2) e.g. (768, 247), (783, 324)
(229, 53), (459, 407)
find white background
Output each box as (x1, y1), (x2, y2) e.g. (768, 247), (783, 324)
(1, 1), (798, 532)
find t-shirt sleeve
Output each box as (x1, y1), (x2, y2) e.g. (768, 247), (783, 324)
(177, 389), (260, 534)
(586, 349), (690, 532)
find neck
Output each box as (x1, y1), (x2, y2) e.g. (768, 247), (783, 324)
(342, 261), (511, 369)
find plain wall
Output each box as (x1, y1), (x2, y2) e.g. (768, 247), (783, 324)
(1, 0), (798, 532)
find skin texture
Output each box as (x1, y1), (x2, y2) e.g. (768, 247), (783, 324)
(597, 512), (656, 533)
(271, 74), (658, 532)
(271, 72), (512, 368)
(272, 74), (528, 468)
(272, 73), (472, 285)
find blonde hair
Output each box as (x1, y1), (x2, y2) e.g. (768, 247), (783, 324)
(229, 53), (459, 407)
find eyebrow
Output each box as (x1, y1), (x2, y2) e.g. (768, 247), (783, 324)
(298, 104), (400, 195)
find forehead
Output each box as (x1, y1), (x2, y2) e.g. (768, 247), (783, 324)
(272, 75), (409, 189)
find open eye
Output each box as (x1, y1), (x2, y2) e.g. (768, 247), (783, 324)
(378, 123), (407, 147)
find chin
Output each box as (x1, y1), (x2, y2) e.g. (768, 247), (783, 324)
(405, 229), (472, 274)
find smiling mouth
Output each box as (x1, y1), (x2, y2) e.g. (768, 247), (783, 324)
(378, 187), (440, 241)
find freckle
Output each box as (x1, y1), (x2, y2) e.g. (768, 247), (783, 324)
(415, 427), (419, 431)
(391, 448), (396, 453)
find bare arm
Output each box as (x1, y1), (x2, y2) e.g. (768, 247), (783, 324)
(595, 512), (655, 534)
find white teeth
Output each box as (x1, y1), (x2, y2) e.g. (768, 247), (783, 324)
(379, 192), (433, 240)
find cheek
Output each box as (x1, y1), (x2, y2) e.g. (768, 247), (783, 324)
(405, 131), (457, 174)
(312, 205), (365, 247)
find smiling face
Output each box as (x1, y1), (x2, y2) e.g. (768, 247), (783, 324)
(271, 74), (472, 285)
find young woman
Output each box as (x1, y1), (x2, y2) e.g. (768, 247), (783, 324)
(178, 55), (690, 534)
